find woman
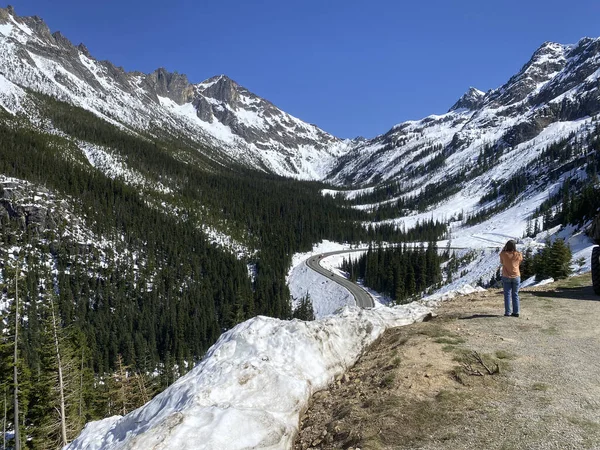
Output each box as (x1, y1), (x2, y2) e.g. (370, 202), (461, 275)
(499, 240), (523, 317)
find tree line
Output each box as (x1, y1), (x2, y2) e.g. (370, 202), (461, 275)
(340, 242), (446, 303)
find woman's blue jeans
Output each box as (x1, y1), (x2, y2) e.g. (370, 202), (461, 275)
(502, 276), (520, 315)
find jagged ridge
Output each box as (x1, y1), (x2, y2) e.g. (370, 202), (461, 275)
(0, 6), (347, 180)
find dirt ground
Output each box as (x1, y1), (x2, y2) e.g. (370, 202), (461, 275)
(294, 273), (600, 450)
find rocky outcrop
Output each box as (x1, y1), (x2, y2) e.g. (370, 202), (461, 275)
(449, 87), (485, 112)
(198, 75), (240, 104)
(486, 42), (568, 108)
(143, 68), (195, 105)
(0, 181), (58, 235)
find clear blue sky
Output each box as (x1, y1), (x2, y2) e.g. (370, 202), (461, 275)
(10, 0), (600, 138)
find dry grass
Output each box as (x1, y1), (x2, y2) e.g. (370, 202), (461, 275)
(295, 274), (600, 450)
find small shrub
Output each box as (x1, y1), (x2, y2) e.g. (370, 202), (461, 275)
(495, 350), (515, 360)
(435, 336), (466, 345)
(381, 373), (396, 388)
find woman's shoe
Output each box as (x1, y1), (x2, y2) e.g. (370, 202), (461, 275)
(504, 313), (511, 316)
(511, 313), (519, 317)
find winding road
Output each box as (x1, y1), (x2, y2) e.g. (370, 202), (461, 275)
(306, 249), (374, 308)
(305, 244), (501, 309)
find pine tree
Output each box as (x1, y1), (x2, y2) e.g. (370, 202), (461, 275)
(548, 239), (572, 280)
(521, 247), (534, 280)
(525, 219), (532, 238)
(405, 265), (416, 299)
(292, 294), (315, 321)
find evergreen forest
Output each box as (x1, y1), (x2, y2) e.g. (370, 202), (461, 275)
(340, 243), (446, 303)
(0, 95), (450, 446)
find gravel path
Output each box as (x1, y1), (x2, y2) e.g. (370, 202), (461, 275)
(295, 274), (600, 450)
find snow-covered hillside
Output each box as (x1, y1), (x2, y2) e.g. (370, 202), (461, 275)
(0, 6), (349, 179)
(2, 5), (600, 449)
(330, 38), (600, 186)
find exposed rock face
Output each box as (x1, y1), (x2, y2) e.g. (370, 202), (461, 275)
(143, 68), (195, 105)
(487, 42), (568, 107)
(199, 75), (240, 104)
(448, 87), (485, 112)
(0, 181), (58, 235)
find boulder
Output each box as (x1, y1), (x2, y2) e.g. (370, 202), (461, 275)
(23, 204), (47, 230)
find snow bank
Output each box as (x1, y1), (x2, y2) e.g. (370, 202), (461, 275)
(66, 304), (431, 450)
(422, 284), (486, 307)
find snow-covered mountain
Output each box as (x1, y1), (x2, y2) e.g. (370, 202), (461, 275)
(2, 6), (600, 449)
(329, 38), (600, 187)
(0, 6), (348, 179)
(2, 5), (599, 193)
(448, 86), (485, 112)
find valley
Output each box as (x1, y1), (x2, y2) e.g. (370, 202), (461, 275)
(0, 4), (599, 448)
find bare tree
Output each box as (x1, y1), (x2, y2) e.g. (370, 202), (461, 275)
(13, 258), (19, 450)
(3, 385), (6, 450)
(109, 355), (150, 417)
(79, 347), (84, 423)
(49, 297), (68, 446)
(135, 372), (150, 406)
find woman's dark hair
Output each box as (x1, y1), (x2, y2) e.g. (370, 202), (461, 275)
(504, 240), (517, 252)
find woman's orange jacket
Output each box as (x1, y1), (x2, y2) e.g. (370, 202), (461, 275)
(500, 250), (523, 278)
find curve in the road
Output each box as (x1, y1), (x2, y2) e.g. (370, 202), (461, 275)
(306, 249), (374, 308)
(305, 245), (500, 309)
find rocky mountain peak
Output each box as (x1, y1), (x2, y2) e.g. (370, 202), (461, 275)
(52, 30), (74, 48)
(448, 87), (485, 112)
(77, 43), (91, 57)
(196, 74), (241, 104)
(0, 5), (15, 21)
(524, 41), (568, 77)
(486, 41), (568, 107)
(143, 68), (195, 105)
(0, 7), (54, 44)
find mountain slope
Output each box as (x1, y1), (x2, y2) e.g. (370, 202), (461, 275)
(326, 38), (600, 249)
(1, 5), (600, 449)
(330, 38), (600, 186)
(0, 6), (347, 179)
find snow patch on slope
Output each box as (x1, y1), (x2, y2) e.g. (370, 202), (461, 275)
(79, 142), (172, 194)
(287, 241), (355, 317)
(0, 73), (25, 114)
(158, 96), (238, 145)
